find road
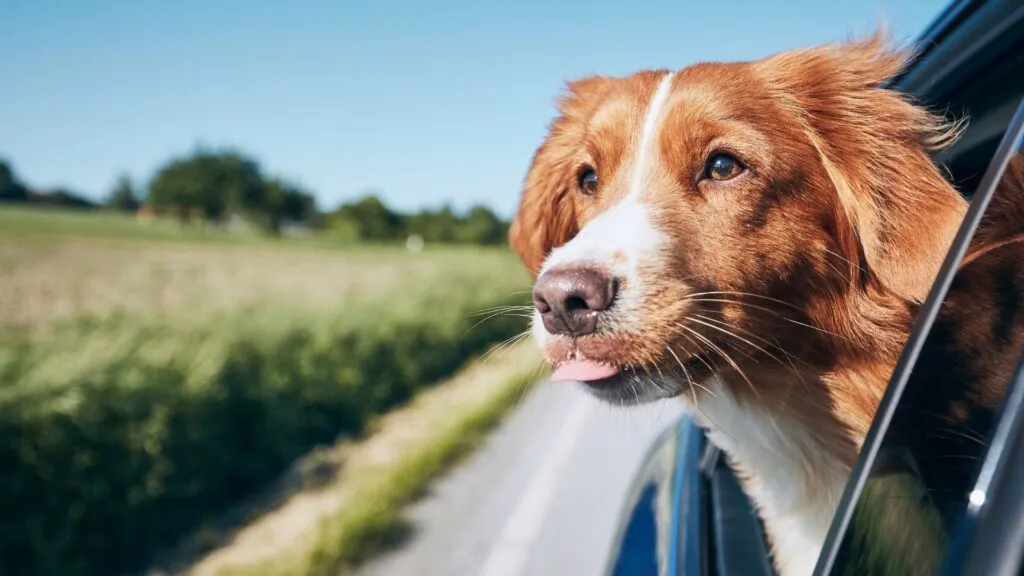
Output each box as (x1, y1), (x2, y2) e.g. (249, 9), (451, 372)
(358, 380), (687, 576)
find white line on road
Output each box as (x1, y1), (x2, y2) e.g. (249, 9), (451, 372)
(478, 393), (595, 576)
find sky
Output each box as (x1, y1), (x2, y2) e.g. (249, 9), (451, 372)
(1, 0), (950, 219)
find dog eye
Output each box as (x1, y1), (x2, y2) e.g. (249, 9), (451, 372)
(704, 153), (744, 181)
(577, 167), (599, 194)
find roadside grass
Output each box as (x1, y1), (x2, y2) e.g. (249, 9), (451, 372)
(303, 362), (542, 575)
(155, 342), (546, 576)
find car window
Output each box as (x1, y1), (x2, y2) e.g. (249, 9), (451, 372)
(818, 97), (1024, 576)
(928, 46), (1024, 201)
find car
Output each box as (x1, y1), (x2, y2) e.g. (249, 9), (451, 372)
(601, 1), (1024, 574)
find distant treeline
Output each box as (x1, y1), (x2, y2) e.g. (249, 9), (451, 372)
(1, 161), (100, 209)
(0, 150), (509, 245)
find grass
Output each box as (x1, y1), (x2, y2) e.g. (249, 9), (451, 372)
(303, 351), (542, 576)
(0, 208), (523, 336)
(0, 206), (534, 576)
(0, 205), (262, 244)
(175, 342), (545, 576)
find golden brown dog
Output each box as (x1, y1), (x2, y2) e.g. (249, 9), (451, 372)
(508, 34), (975, 575)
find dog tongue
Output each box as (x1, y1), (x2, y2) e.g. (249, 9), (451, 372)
(552, 360), (620, 382)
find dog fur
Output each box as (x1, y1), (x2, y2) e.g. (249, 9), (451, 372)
(507, 34), (991, 575)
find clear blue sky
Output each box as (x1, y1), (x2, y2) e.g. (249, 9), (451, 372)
(1, 0), (948, 218)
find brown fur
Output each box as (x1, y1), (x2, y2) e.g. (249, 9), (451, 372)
(508, 33), (994, 573)
(511, 32), (966, 437)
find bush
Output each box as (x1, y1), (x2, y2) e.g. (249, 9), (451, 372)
(0, 289), (528, 576)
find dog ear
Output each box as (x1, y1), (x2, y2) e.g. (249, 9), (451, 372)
(509, 76), (611, 277)
(758, 32), (967, 302)
(508, 133), (579, 277)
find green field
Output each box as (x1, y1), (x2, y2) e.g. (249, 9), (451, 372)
(0, 204), (262, 244)
(0, 206), (532, 576)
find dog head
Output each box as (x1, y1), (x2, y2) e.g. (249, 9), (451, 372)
(510, 34), (967, 405)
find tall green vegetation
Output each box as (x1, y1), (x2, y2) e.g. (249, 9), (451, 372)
(0, 230), (531, 576)
(0, 133), (524, 575)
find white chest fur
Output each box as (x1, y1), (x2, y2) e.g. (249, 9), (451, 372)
(685, 379), (850, 576)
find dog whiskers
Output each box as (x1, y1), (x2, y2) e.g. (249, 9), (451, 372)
(463, 308), (532, 337)
(687, 315), (777, 361)
(479, 330), (532, 364)
(666, 345), (717, 400)
(682, 290), (803, 312)
(683, 296), (850, 341)
(647, 353), (674, 399)
(677, 323), (761, 400)
(665, 339), (741, 445)
(678, 332), (720, 381)
(665, 346), (705, 422)
(821, 246), (864, 271)
(690, 313), (809, 378)
(468, 304), (534, 317)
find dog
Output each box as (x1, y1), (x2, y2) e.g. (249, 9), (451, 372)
(507, 34), (974, 575)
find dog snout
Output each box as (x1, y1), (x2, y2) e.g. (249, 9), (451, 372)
(532, 266), (618, 336)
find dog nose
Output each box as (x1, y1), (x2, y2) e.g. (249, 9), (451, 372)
(532, 266), (618, 336)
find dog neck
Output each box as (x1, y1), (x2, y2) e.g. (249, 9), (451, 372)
(688, 371), (849, 576)
(686, 286), (915, 576)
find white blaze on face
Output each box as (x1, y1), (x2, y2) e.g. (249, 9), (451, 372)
(535, 72), (677, 336)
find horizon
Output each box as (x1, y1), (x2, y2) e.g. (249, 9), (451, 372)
(1, 0), (947, 219)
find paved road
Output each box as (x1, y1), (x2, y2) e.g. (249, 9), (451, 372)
(358, 380), (686, 576)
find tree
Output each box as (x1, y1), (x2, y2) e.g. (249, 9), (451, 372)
(219, 152), (268, 219)
(36, 188), (97, 209)
(407, 204), (459, 243)
(0, 159), (29, 202)
(0, 159), (94, 209)
(399, 203), (511, 245)
(332, 193), (404, 241)
(106, 173), (140, 213)
(147, 149), (266, 224)
(457, 205), (507, 245)
(326, 211), (361, 242)
(263, 178), (317, 234)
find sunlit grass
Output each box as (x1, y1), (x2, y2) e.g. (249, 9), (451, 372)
(0, 207), (532, 576)
(192, 343), (544, 576)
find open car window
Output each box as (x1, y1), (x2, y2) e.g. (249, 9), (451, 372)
(814, 97), (1024, 575)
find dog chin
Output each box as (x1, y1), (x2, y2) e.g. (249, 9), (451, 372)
(575, 371), (684, 406)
